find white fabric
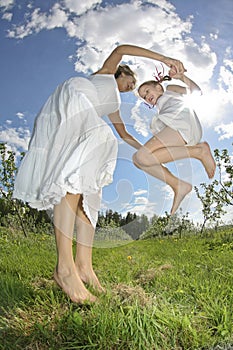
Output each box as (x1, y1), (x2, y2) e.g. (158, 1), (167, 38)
(13, 75), (121, 227)
(150, 90), (202, 145)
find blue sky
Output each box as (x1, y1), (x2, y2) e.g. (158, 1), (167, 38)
(0, 0), (233, 224)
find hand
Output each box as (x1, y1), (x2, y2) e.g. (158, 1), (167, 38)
(168, 62), (186, 80)
(168, 68), (185, 80)
(163, 57), (187, 75)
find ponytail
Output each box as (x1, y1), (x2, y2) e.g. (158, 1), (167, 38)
(159, 75), (172, 82)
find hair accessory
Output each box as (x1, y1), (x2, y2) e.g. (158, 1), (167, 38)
(152, 63), (171, 83)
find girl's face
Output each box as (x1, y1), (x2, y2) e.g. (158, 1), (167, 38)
(138, 83), (164, 106)
(116, 73), (136, 92)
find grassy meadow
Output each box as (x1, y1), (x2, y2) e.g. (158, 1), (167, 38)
(0, 227), (233, 350)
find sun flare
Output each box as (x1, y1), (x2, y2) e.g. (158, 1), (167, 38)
(183, 90), (223, 126)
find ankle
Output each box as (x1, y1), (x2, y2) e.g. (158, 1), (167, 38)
(56, 262), (76, 276)
(75, 261), (94, 275)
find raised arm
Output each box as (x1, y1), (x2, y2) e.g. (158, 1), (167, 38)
(108, 110), (142, 150)
(96, 44), (186, 75)
(167, 73), (202, 95)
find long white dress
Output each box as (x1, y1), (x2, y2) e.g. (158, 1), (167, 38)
(150, 90), (202, 145)
(13, 74), (120, 227)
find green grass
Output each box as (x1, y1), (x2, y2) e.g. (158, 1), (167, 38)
(0, 227), (233, 349)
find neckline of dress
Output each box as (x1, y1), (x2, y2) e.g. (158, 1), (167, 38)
(91, 74), (115, 78)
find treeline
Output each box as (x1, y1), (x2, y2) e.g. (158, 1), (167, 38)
(0, 195), (193, 239)
(97, 210), (150, 240)
(0, 197), (52, 235)
(0, 199), (150, 239)
(97, 209), (198, 239)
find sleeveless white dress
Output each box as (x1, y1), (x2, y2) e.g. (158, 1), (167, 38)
(13, 74), (120, 227)
(150, 90), (202, 145)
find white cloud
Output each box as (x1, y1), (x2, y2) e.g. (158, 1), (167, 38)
(134, 196), (148, 205)
(0, 127), (30, 151)
(5, 1), (219, 96)
(7, 4), (68, 39)
(4, 1), (222, 137)
(134, 189), (148, 196)
(2, 11), (12, 20)
(210, 31), (218, 41)
(130, 99), (150, 137)
(160, 184), (173, 200)
(216, 46), (233, 106)
(63, 0), (102, 15)
(16, 112), (24, 119)
(121, 199), (158, 218)
(69, 2), (194, 74)
(0, 0), (14, 10)
(218, 65), (233, 99)
(215, 122), (233, 141)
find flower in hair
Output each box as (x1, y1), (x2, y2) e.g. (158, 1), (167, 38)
(152, 63), (171, 83)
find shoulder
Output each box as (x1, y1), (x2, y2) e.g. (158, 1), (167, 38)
(89, 74), (116, 84)
(94, 67), (116, 74)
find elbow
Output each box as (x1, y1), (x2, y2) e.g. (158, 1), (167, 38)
(192, 87), (202, 96)
(114, 44), (128, 55)
(117, 127), (129, 141)
(196, 87), (203, 96)
(120, 134), (128, 142)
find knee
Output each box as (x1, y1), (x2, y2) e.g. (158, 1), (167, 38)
(132, 152), (141, 168)
(133, 149), (150, 168)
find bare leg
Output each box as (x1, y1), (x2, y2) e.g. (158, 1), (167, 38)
(133, 154), (192, 214)
(133, 127), (215, 214)
(74, 197), (105, 293)
(148, 142), (216, 179)
(53, 193), (96, 303)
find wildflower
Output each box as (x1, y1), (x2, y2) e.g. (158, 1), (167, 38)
(127, 255), (132, 260)
(177, 289), (185, 294)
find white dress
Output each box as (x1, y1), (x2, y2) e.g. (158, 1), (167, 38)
(13, 74), (120, 227)
(150, 90), (202, 145)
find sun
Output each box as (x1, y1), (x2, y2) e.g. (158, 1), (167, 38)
(183, 90), (223, 126)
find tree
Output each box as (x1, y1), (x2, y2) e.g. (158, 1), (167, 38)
(140, 214), (150, 234)
(0, 143), (28, 236)
(214, 147), (233, 206)
(0, 143), (52, 235)
(194, 145), (233, 233)
(140, 210), (196, 240)
(194, 181), (225, 233)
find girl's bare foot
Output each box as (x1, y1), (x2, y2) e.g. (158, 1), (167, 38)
(76, 266), (106, 293)
(170, 180), (192, 215)
(54, 268), (96, 303)
(198, 142), (216, 179)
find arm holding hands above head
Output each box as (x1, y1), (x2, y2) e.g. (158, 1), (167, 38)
(167, 72), (202, 95)
(108, 110), (142, 150)
(96, 44), (187, 75)
(163, 57), (187, 74)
